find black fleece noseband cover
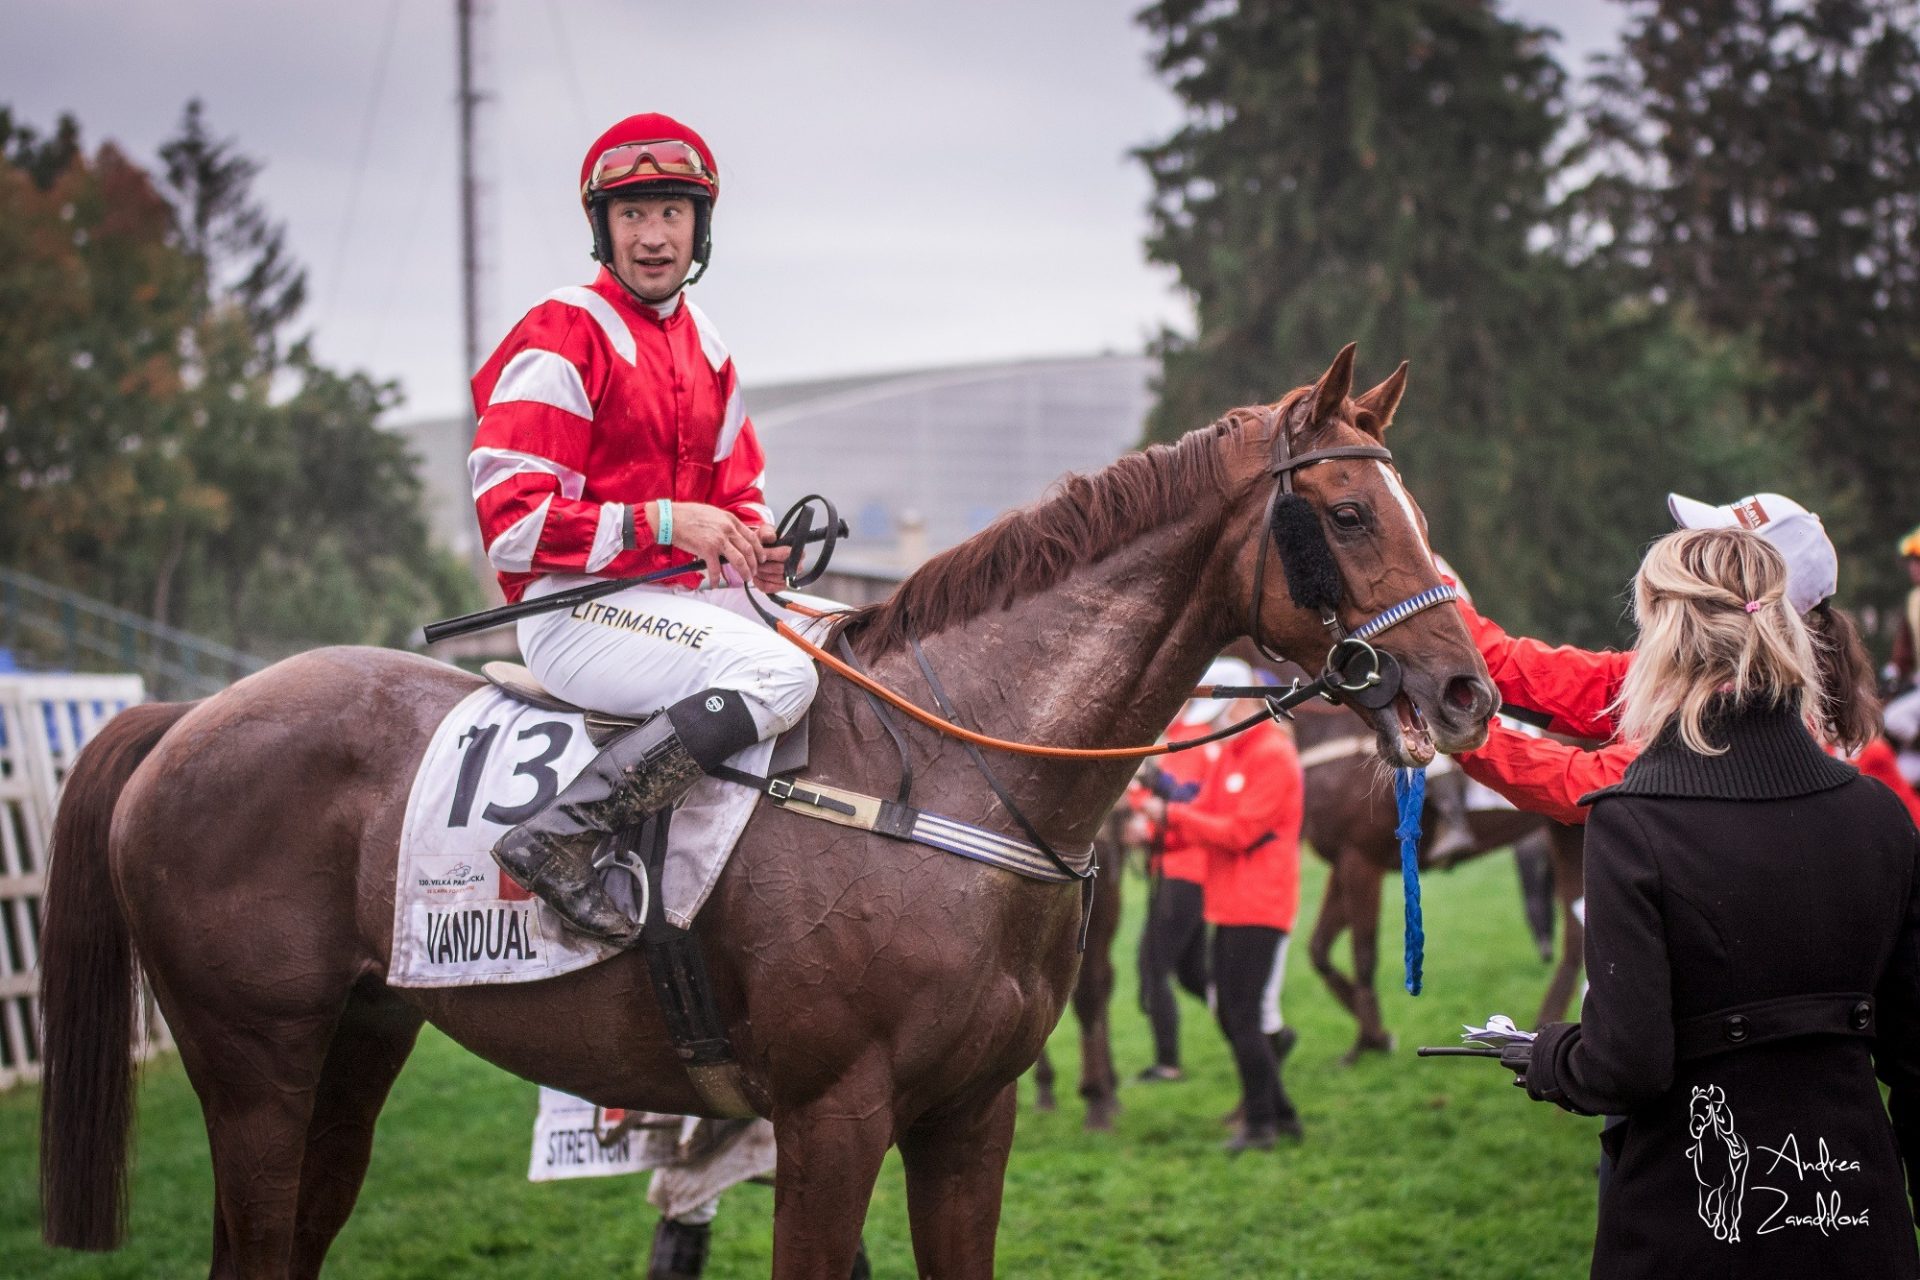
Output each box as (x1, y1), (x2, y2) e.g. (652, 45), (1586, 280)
(1269, 492), (1343, 613)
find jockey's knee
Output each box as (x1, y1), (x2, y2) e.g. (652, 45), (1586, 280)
(733, 645), (818, 739)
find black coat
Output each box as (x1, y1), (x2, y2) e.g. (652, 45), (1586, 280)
(1526, 700), (1920, 1279)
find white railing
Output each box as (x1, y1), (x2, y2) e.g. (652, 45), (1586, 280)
(0, 674), (168, 1089)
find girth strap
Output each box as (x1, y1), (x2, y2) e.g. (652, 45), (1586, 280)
(625, 812), (758, 1118)
(1674, 991), (1875, 1062)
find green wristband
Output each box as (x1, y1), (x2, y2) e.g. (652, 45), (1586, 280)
(655, 499), (674, 547)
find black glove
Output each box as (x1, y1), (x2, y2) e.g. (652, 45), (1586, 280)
(1500, 1042), (1533, 1088)
(1520, 1023), (1598, 1115)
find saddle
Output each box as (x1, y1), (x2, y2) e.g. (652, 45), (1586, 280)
(482, 661), (811, 770)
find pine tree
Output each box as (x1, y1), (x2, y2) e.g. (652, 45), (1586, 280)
(1132, 0), (1800, 642)
(1585, 0), (1920, 613)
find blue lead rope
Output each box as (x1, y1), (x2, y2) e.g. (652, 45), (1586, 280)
(1393, 767), (1427, 995)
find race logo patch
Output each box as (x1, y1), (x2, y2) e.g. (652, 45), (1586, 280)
(1732, 496), (1770, 530)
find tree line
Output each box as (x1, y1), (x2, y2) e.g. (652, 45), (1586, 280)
(0, 102), (477, 658)
(1138, 0), (1920, 649)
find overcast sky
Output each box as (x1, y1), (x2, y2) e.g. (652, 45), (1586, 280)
(2, 1), (1622, 423)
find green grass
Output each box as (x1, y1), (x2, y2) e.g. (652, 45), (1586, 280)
(2, 853), (1602, 1277)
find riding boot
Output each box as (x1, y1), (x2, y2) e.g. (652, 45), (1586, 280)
(1423, 766), (1478, 869)
(647, 1217), (711, 1279)
(491, 688), (761, 946)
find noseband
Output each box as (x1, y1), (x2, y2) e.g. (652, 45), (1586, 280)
(1246, 407), (1459, 710)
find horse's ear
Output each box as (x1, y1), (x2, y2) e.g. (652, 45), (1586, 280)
(1311, 343), (1357, 427)
(1353, 361), (1409, 436)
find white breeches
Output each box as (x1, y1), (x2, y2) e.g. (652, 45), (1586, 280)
(517, 576), (820, 740)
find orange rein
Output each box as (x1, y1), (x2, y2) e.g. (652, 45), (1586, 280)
(771, 612), (1245, 762)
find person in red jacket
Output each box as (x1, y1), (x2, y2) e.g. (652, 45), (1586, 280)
(1453, 492), (1881, 824)
(1128, 657), (1250, 1082)
(470, 113), (817, 944)
(1142, 697), (1305, 1152)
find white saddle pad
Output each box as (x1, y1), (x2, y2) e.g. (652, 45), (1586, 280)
(388, 686), (771, 988)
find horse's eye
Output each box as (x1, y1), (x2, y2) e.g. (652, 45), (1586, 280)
(1330, 504), (1367, 532)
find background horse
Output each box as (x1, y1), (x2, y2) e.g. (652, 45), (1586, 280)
(39, 346), (1495, 1279)
(1293, 703), (1586, 1063)
(1029, 812), (1126, 1130)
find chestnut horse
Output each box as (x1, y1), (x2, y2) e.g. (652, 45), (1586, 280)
(1293, 704), (1586, 1063)
(39, 347), (1495, 1279)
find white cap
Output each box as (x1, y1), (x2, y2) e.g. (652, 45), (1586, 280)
(1183, 656), (1255, 727)
(1667, 492), (1838, 615)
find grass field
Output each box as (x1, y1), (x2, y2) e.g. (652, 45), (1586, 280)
(1, 852), (1605, 1278)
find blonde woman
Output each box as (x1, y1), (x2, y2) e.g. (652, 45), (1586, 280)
(1517, 528), (1920, 1277)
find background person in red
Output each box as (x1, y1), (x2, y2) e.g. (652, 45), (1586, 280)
(1127, 657), (1254, 1082)
(1142, 688), (1306, 1153)
(468, 113), (817, 944)
(1889, 524), (1920, 691)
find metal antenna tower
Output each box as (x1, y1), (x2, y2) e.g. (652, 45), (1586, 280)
(456, 0), (490, 390)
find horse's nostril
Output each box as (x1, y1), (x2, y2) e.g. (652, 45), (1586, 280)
(1445, 676), (1484, 715)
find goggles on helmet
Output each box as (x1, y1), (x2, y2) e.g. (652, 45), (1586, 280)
(583, 139), (712, 200)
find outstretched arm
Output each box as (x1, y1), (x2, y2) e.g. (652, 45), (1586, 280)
(1455, 595), (1631, 742)
(1455, 722), (1637, 825)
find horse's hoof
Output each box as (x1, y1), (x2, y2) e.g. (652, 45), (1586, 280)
(1083, 1101), (1119, 1132)
(1033, 1089), (1057, 1113)
(1339, 1034), (1395, 1066)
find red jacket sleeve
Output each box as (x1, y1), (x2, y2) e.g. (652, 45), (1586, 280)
(1456, 595), (1631, 742)
(1165, 733), (1303, 855)
(1455, 722), (1637, 826)
(708, 359), (773, 531)
(469, 305), (630, 576)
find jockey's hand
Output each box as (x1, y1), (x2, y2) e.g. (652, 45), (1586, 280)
(752, 524), (793, 593)
(667, 502), (761, 588)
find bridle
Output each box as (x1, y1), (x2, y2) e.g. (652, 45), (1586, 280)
(1246, 403), (1460, 713)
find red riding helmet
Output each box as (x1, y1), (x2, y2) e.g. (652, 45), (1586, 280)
(579, 112), (720, 284)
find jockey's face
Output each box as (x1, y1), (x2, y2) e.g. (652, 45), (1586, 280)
(607, 195), (696, 302)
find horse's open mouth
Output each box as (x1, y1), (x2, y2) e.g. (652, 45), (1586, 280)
(1391, 693), (1437, 767)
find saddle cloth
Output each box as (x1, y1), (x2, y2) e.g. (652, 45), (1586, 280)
(387, 685), (773, 988)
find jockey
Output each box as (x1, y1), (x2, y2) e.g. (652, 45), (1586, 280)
(1449, 492), (1874, 824)
(468, 113), (816, 944)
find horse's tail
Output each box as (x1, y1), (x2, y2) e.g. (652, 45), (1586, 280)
(38, 700), (195, 1250)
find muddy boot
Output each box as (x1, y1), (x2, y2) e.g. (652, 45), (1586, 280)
(492, 688), (760, 946)
(647, 1218), (711, 1279)
(1423, 766), (1478, 869)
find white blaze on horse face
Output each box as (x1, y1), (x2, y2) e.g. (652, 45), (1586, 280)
(1375, 461), (1432, 557)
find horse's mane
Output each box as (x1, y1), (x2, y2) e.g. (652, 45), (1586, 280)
(833, 406), (1270, 658)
